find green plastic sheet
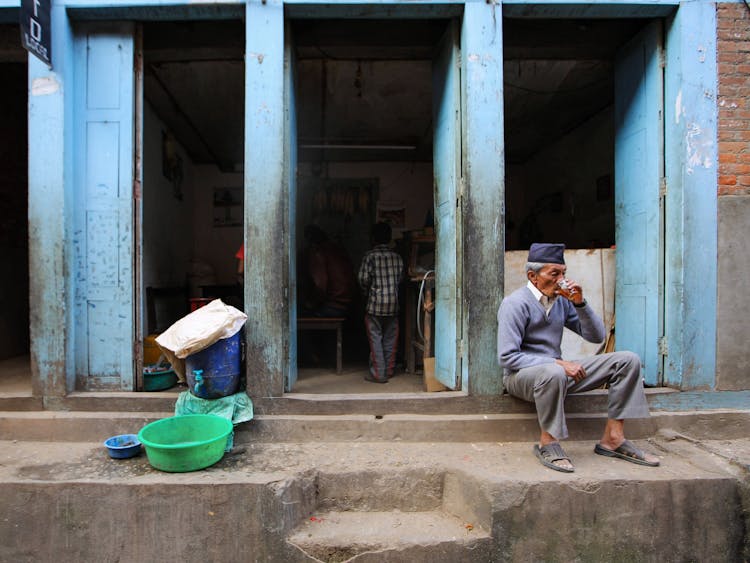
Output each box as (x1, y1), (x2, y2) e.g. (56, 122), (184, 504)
(174, 391), (253, 451)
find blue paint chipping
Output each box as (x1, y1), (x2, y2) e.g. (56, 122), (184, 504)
(649, 391), (750, 412)
(21, 0), (730, 399)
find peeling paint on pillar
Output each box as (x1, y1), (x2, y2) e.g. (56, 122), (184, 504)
(31, 76), (60, 96)
(28, 55), (70, 397)
(462, 3), (505, 396)
(663, 2), (718, 389)
(244, 0), (286, 397)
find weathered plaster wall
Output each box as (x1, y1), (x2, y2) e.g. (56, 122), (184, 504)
(325, 162), (433, 234)
(142, 101), (196, 292)
(716, 2), (750, 390)
(191, 165), (243, 287)
(297, 161), (432, 227)
(717, 196), (750, 389)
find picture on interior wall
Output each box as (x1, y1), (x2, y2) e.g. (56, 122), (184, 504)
(376, 201), (406, 230)
(162, 131), (184, 200)
(213, 187), (243, 227)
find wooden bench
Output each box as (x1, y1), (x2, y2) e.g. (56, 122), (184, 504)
(297, 317), (346, 374)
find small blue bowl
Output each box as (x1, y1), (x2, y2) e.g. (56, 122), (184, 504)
(104, 434), (142, 459)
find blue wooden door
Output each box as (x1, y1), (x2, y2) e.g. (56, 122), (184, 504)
(73, 25), (135, 389)
(284, 23), (299, 392)
(614, 21), (664, 386)
(432, 20), (462, 389)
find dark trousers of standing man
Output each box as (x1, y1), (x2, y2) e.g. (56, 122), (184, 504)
(364, 314), (399, 381)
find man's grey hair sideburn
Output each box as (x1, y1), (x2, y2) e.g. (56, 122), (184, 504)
(526, 262), (546, 274)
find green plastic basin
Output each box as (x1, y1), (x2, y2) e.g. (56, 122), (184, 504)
(142, 367), (178, 391)
(137, 414), (233, 472)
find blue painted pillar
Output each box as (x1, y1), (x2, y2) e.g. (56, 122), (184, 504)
(27, 3), (74, 397)
(244, 0), (286, 397)
(461, 1), (505, 395)
(663, 2), (718, 389)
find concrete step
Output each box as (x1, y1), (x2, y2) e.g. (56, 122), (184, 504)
(0, 438), (747, 562)
(1, 408), (748, 444)
(287, 457), (494, 561)
(0, 387), (681, 415)
(0, 396), (43, 411)
(313, 468), (446, 512)
(287, 510), (493, 562)
(0, 410), (172, 442)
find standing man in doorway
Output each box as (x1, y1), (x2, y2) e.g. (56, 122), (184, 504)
(358, 222), (404, 384)
(497, 243), (659, 472)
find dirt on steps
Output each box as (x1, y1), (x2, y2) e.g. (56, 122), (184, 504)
(0, 434), (748, 562)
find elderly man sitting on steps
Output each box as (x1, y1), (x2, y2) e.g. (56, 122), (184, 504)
(496, 243), (659, 472)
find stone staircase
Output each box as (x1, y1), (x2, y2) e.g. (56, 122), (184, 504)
(286, 468), (493, 562)
(0, 390), (748, 562)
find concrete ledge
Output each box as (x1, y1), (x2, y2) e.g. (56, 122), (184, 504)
(46, 391), (180, 412)
(0, 411), (171, 442)
(2, 409), (747, 443)
(244, 409), (746, 443)
(240, 412), (656, 443)
(34, 387), (686, 416)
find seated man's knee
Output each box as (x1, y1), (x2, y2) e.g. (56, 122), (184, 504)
(534, 364), (568, 390)
(609, 350), (643, 384)
(614, 350), (641, 369)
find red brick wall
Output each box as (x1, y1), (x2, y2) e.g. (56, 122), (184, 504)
(717, 3), (750, 196)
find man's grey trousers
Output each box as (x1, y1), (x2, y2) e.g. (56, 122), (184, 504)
(503, 351), (651, 440)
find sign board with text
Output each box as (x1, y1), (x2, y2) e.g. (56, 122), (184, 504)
(20, 0), (51, 67)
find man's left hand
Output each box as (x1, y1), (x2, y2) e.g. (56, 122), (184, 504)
(559, 279), (584, 306)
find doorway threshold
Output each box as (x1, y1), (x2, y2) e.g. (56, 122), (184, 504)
(255, 391), (525, 417)
(293, 366), (434, 394)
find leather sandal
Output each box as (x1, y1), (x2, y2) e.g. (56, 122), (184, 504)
(594, 439), (660, 467)
(533, 442), (575, 473)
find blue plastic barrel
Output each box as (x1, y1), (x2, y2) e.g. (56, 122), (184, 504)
(185, 332), (241, 399)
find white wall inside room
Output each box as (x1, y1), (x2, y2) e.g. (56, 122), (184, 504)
(505, 107), (615, 251)
(142, 101), (196, 292)
(144, 106), (243, 298)
(328, 161), (432, 232)
(191, 165), (244, 287)
(296, 161), (433, 276)
(297, 161), (432, 243)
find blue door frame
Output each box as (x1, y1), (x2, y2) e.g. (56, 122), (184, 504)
(499, 2), (718, 391)
(22, 0), (718, 396)
(432, 19), (462, 389)
(72, 23), (136, 390)
(614, 20), (664, 386)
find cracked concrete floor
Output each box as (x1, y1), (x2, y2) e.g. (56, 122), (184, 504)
(1, 434), (748, 485)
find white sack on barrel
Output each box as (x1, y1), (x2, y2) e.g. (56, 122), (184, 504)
(156, 299), (247, 381)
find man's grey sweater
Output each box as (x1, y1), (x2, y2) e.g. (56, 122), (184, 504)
(497, 286), (606, 375)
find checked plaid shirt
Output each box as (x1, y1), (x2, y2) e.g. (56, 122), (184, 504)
(358, 244), (404, 316)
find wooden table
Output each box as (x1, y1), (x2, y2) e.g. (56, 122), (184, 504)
(297, 317), (346, 374)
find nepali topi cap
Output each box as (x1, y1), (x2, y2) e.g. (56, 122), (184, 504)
(528, 243), (565, 265)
